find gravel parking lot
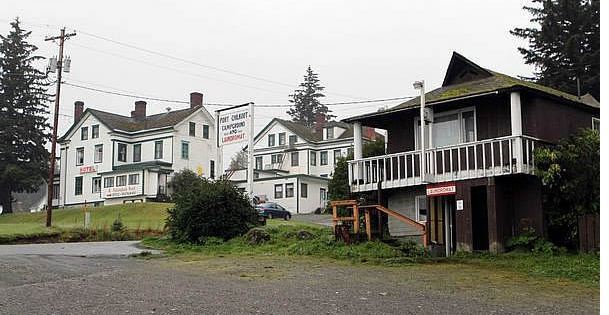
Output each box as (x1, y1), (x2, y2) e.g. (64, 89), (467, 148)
(0, 242), (598, 315)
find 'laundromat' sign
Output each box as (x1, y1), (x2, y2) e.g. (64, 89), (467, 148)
(426, 182), (456, 197)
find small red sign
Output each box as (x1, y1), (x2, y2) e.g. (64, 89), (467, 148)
(426, 182), (456, 197)
(79, 166), (97, 174)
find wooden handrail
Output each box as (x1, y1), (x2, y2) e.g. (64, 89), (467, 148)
(331, 200), (427, 247)
(360, 204), (427, 247)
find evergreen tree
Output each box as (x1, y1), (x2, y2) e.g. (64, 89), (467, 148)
(287, 66), (335, 127)
(0, 19), (51, 214)
(228, 149), (248, 170)
(511, 0), (600, 99)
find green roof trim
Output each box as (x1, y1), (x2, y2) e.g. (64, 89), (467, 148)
(100, 160), (173, 174)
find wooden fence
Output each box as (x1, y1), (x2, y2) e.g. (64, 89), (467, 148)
(578, 214), (599, 252)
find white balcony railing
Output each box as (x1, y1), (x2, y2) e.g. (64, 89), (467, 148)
(348, 135), (540, 192)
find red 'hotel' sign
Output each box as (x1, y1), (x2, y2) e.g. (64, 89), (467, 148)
(426, 182), (456, 197)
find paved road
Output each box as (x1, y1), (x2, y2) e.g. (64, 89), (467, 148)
(292, 214), (333, 226)
(0, 242), (598, 315)
(0, 241), (158, 257)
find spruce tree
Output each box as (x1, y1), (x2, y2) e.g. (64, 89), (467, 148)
(511, 0), (600, 99)
(0, 19), (51, 214)
(287, 66), (335, 127)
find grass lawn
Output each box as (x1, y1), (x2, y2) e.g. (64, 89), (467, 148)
(142, 222), (599, 287)
(0, 202), (171, 242)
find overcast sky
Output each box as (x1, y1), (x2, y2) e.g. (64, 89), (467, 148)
(2, 0), (535, 166)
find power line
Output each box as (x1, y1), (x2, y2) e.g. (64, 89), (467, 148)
(75, 29), (364, 100)
(5, 19), (375, 100)
(63, 81), (414, 108)
(64, 82), (191, 104)
(70, 42), (287, 95)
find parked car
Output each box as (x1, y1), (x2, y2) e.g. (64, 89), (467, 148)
(256, 202), (291, 220)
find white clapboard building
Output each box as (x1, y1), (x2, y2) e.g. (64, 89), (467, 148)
(56, 92), (217, 207)
(230, 118), (380, 213)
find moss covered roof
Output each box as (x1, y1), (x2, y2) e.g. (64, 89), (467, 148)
(344, 52), (597, 122)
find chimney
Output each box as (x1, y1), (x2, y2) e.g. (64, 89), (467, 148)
(190, 92), (203, 108)
(132, 101), (147, 120)
(314, 112), (326, 134)
(74, 101), (84, 122)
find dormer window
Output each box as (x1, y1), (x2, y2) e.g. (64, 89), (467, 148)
(326, 127), (334, 140)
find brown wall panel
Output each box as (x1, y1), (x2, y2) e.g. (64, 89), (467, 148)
(522, 94), (598, 143)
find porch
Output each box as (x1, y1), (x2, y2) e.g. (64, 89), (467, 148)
(348, 135), (539, 192)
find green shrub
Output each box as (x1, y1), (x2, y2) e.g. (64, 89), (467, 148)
(198, 236), (224, 246)
(506, 229), (538, 251)
(244, 228), (271, 245)
(166, 172), (259, 243)
(111, 216), (125, 232)
(396, 240), (430, 258)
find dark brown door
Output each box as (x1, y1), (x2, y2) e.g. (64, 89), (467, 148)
(471, 186), (489, 251)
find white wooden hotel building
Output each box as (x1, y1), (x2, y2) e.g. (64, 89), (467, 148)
(56, 92), (216, 207)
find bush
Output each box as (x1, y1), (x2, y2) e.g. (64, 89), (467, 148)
(166, 172), (259, 243)
(506, 229), (538, 251)
(244, 228), (271, 245)
(396, 240), (430, 258)
(111, 216), (125, 232)
(506, 228), (560, 255)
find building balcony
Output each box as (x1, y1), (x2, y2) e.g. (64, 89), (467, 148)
(348, 135), (540, 192)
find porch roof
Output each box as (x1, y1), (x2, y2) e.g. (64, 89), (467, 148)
(344, 52), (597, 124)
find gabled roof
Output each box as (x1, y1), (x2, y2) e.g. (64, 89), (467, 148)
(255, 118), (355, 144)
(59, 105), (205, 141)
(345, 52), (598, 122)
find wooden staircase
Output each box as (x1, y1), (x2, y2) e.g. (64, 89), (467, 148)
(329, 200), (427, 246)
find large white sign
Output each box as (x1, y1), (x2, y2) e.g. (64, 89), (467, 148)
(218, 107), (250, 146)
(104, 185), (140, 198)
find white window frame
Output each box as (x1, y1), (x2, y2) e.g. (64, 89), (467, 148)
(203, 124), (210, 139)
(117, 143), (127, 162)
(285, 183), (294, 198)
(181, 141), (189, 160)
(116, 175), (127, 187)
(415, 195), (427, 223)
(104, 177), (114, 188)
(320, 151), (328, 165)
(301, 183), (308, 198)
(154, 140), (163, 159)
(91, 125), (99, 139)
(255, 156), (263, 170)
(291, 152), (299, 166)
(592, 117), (600, 131)
(76, 147), (84, 166)
(189, 122), (196, 137)
(74, 176), (83, 195)
(274, 184), (283, 199)
(81, 126), (88, 141)
(92, 177), (101, 193)
(128, 174), (140, 185)
(414, 106), (477, 149)
(94, 144), (103, 164)
(326, 127), (334, 140)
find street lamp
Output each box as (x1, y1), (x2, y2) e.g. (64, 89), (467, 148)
(413, 80), (426, 182)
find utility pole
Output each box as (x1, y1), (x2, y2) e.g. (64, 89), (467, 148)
(45, 28), (76, 227)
